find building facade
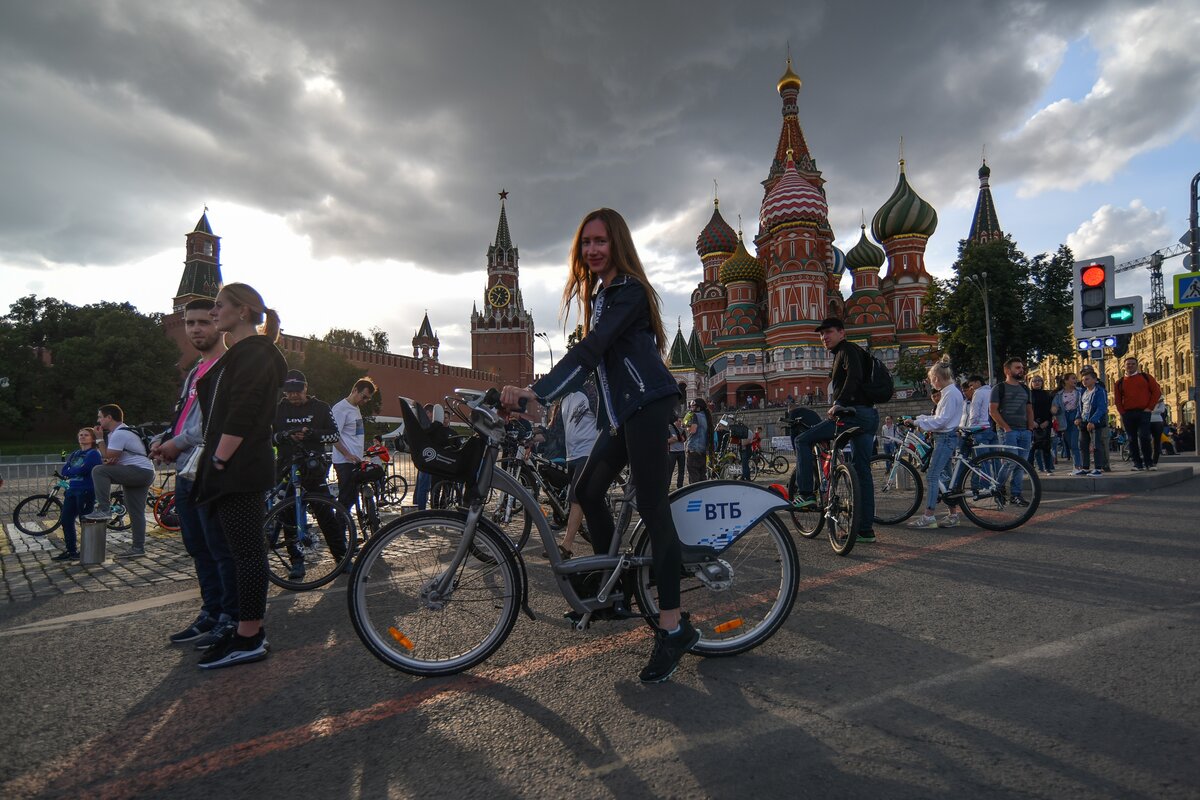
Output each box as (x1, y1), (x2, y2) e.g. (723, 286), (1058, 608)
(676, 62), (939, 409)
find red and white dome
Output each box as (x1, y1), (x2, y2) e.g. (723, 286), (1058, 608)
(759, 153), (828, 233)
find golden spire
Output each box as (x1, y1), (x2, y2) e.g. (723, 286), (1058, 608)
(777, 55), (802, 93)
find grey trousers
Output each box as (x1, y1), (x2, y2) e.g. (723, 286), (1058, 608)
(92, 464), (155, 549)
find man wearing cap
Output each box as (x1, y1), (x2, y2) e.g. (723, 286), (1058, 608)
(272, 370), (346, 578)
(791, 317), (880, 543)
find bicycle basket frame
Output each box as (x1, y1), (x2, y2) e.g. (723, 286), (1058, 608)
(399, 398), (486, 486)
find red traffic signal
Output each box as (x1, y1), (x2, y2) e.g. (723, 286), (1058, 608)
(1081, 265), (1105, 287)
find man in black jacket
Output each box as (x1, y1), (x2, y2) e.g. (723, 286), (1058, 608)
(790, 318), (880, 543)
(273, 370), (347, 577)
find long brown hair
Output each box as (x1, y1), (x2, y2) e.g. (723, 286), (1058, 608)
(560, 208), (667, 354)
(219, 282), (281, 342)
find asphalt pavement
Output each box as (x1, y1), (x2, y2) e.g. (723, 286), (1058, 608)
(0, 475), (1197, 799)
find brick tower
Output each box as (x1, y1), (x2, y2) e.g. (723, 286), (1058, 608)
(172, 210), (222, 312)
(470, 191), (535, 387)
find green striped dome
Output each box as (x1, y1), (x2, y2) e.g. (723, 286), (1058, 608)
(845, 224), (885, 270)
(718, 238), (763, 285)
(871, 161), (937, 241)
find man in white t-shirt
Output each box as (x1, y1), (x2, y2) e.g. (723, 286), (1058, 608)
(557, 384), (599, 558)
(331, 378), (376, 512)
(85, 403), (156, 558)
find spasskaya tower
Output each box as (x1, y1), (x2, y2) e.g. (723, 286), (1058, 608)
(470, 190), (535, 387)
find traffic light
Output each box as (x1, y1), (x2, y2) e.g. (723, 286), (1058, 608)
(1073, 255), (1144, 348)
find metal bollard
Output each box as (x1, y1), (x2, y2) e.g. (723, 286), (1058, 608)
(80, 519), (108, 565)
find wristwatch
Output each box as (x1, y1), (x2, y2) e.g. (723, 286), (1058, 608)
(211, 454), (228, 468)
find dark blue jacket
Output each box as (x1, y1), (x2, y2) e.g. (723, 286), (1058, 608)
(61, 448), (102, 495)
(532, 275), (679, 435)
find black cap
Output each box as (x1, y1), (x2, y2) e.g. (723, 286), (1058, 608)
(815, 317), (845, 332)
(283, 370), (307, 391)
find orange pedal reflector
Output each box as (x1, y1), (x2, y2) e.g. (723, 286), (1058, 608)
(713, 618), (744, 634)
(388, 627), (415, 650)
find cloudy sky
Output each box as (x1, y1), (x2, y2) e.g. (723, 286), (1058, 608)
(2, 0), (1198, 372)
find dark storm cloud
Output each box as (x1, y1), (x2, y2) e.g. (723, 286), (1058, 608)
(1, 0), (1181, 280)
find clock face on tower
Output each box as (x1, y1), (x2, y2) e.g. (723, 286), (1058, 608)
(488, 284), (511, 308)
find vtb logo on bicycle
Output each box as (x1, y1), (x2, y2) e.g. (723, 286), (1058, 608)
(686, 499), (742, 520)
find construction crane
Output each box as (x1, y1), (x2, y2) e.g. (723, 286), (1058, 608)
(1115, 242), (1189, 318)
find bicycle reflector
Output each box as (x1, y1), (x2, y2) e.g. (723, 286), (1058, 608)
(713, 618), (745, 634)
(388, 627), (415, 650)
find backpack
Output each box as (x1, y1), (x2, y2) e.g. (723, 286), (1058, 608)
(861, 349), (895, 405)
(122, 424), (156, 456)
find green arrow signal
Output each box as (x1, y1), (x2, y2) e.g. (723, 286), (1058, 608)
(1108, 305), (1133, 322)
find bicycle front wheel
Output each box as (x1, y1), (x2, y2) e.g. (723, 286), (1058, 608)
(827, 463), (860, 556)
(783, 473), (822, 539)
(770, 455), (789, 474)
(265, 494), (356, 591)
(358, 484), (380, 538)
(869, 454), (922, 525)
(955, 452), (1041, 531)
(107, 493), (132, 531)
(13, 495), (63, 536)
(154, 491), (180, 532)
(381, 475), (409, 507)
(348, 512), (521, 676)
(631, 512), (799, 657)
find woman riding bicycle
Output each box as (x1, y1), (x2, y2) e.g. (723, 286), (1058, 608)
(501, 207), (696, 684)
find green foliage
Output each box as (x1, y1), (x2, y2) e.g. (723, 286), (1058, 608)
(321, 327), (390, 352)
(1, 296), (180, 430)
(565, 324), (584, 350)
(921, 237), (1074, 382)
(894, 349), (931, 388)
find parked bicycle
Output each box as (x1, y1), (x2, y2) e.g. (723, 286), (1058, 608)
(263, 447), (356, 590)
(347, 388), (800, 677)
(782, 409), (863, 555)
(871, 423), (1042, 531)
(13, 474), (130, 535)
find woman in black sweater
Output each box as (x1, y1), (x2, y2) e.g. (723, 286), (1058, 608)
(194, 282), (288, 669)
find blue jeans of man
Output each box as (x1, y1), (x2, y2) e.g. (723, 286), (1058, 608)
(174, 477), (238, 620)
(999, 429), (1033, 497)
(1121, 410), (1153, 468)
(740, 444), (752, 480)
(414, 470), (431, 510)
(793, 405), (878, 534)
(61, 490), (95, 554)
(1062, 412), (1082, 468)
(925, 431), (961, 513)
(968, 428), (997, 493)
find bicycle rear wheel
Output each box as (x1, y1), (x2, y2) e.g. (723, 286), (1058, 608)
(107, 493), (132, 531)
(265, 494), (356, 590)
(869, 454), (922, 525)
(381, 475), (409, 507)
(13, 495), (63, 536)
(770, 455), (789, 474)
(348, 512), (521, 676)
(827, 463), (860, 556)
(153, 491), (180, 532)
(631, 512), (799, 657)
(431, 480), (462, 510)
(955, 452), (1041, 531)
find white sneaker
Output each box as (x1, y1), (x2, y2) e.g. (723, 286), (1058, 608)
(908, 515), (938, 529)
(938, 513), (960, 528)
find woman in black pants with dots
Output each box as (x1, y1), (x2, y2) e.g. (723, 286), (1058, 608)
(194, 282), (287, 669)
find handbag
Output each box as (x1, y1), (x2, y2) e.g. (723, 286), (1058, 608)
(178, 367), (223, 481)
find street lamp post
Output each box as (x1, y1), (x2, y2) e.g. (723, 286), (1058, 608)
(965, 272), (996, 384)
(534, 331), (555, 370)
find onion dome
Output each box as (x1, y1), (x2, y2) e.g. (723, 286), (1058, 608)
(759, 151), (828, 233)
(978, 161), (991, 180)
(718, 236), (763, 285)
(777, 58), (802, 93)
(695, 198), (738, 258)
(830, 245), (847, 278)
(871, 159), (938, 241)
(845, 224), (885, 270)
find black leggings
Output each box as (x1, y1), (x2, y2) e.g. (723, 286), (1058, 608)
(574, 395), (682, 610)
(217, 491), (270, 622)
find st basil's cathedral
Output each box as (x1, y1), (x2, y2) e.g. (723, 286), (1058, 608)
(669, 60), (942, 409)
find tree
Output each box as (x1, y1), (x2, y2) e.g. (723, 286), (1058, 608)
(921, 236), (1073, 382)
(321, 327), (390, 353)
(286, 340), (361, 406)
(565, 324), (584, 350)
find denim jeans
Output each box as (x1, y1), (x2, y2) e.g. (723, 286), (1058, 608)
(174, 477), (239, 620)
(969, 429), (996, 493)
(1121, 410), (1153, 468)
(1079, 425), (1109, 470)
(740, 444), (752, 480)
(61, 490), (95, 554)
(414, 471), (431, 510)
(925, 432), (960, 512)
(1062, 412), (1082, 468)
(793, 405), (878, 534)
(999, 429), (1033, 497)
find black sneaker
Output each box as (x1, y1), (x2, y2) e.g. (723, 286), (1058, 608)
(51, 551), (80, 562)
(194, 618), (237, 650)
(1011, 496), (1030, 507)
(198, 628), (269, 669)
(639, 614), (699, 683)
(115, 547), (147, 559)
(169, 613), (215, 644)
